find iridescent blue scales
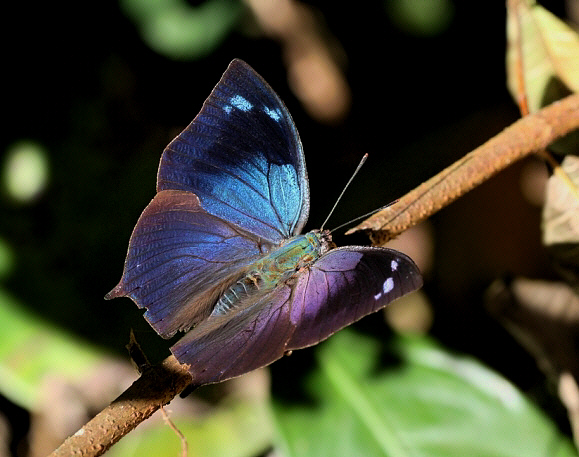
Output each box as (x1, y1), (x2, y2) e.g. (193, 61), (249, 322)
(106, 59), (422, 386)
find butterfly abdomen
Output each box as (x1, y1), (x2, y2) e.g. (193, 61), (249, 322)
(211, 272), (264, 315)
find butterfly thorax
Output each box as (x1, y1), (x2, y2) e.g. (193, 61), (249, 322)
(211, 230), (334, 316)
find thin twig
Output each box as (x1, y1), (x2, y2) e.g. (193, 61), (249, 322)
(161, 405), (188, 457)
(48, 355), (193, 457)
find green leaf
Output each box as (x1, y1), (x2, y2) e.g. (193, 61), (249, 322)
(273, 329), (578, 457)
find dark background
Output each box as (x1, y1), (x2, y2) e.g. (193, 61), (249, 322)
(1, 0), (575, 449)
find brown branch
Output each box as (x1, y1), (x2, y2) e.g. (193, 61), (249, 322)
(347, 93), (579, 243)
(49, 93), (579, 456)
(48, 355), (192, 457)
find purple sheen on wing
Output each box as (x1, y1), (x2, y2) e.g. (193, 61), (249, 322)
(171, 284), (294, 385)
(170, 246), (422, 386)
(286, 247), (422, 350)
(106, 189), (272, 338)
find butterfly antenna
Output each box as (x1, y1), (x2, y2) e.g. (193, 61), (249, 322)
(329, 200), (398, 233)
(320, 153), (368, 231)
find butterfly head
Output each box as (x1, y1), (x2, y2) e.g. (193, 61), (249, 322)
(311, 229), (336, 255)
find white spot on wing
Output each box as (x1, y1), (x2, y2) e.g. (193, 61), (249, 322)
(263, 105), (281, 121)
(383, 277), (394, 293)
(223, 105), (232, 114)
(230, 95), (253, 111)
(391, 259), (398, 271)
(374, 277), (394, 300)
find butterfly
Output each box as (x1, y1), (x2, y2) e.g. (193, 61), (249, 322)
(106, 59), (422, 387)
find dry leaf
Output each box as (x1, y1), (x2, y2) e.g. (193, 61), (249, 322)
(542, 156), (579, 283)
(543, 155), (579, 245)
(507, 0), (579, 113)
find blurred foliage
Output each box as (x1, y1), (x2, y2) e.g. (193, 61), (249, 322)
(2, 142), (50, 204)
(0, 288), (103, 411)
(273, 329), (577, 457)
(121, 0), (243, 60)
(0, 238), (14, 281)
(385, 0), (455, 36)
